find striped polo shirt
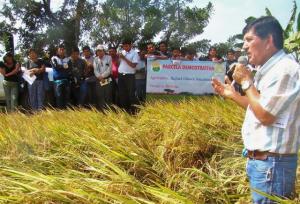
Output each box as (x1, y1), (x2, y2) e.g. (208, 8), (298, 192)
(242, 50), (300, 154)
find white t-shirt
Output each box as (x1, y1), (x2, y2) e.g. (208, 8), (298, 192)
(118, 49), (139, 74)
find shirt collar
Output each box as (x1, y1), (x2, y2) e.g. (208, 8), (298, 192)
(254, 49), (285, 83)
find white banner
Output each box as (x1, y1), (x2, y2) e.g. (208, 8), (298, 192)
(146, 59), (225, 95)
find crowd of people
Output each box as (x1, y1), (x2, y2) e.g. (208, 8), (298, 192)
(0, 39), (245, 113)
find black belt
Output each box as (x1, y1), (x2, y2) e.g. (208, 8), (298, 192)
(119, 73), (134, 76)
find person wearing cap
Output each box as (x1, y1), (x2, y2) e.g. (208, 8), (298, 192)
(51, 44), (71, 109)
(0, 52), (20, 112)
(212, 16), (300, 203)
(93, 45), (112, 110)
(118, 39), (139, 113)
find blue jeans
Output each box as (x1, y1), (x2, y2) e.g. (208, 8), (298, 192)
(246, 155), (298, 203)
(28, 80), (45, 111)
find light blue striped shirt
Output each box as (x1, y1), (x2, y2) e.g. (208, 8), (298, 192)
(242, 50), (300, 154)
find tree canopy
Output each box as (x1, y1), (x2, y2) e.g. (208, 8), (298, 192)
(222, 0), (300, 61)
(0, 0), (213, 56)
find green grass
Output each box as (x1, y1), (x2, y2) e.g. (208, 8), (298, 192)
(0, 97), (298, 203)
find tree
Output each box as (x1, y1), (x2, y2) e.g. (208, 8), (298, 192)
(90, 0), (213, 49)
(212, 42), (231, 58)
(264, 0), (300, 61)
(160, 0), (213, 48)
(90, 0), (163, 48)
(0, 0), (97, 55)
(283, 1), (300, 61)
(230, 0), (300, 61)
(0, 22), (15, 55)
(1, 0), (213, 55)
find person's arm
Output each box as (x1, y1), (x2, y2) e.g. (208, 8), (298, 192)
(211, 77), (249, 109)
(0, 68), (5, 76)
(93, 59), (102, 80)
(5, 63), (20, 77)
(30, 61), (46, 75)
(243, 85), (276, 125)
(51, 57), (63, 71)
(83, 60), (90, 77)
(232, 64), (276, 125)
(0, 63), (6, 76)
(119, 53), (138, 68)
(39, 64), (46, 74)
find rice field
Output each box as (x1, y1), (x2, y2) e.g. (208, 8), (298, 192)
(0, 97), (298, 203)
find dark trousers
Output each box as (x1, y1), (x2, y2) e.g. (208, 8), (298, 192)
(54, 80), (70, 109)
(96, 81), (112, 110)
(86, 81), (97, 107)
(135, 78), (146, 103)
(118, 74), (137, 113)
(111, 78), (119, 106)
(70, 81), (87, 107)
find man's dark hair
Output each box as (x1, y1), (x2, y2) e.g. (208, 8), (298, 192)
(108, 46), (117, 50)
(209, 46), (217, 52)
(122, 39), (132, 45)
(147, 42), (155, 46)
(186, 48), (196, 55)
(58, 44), (65, 49)
(82, 46), (90, 51)
(71, 47), (80, 53)
(227, 49), (235, 54)
(171, 47), (181, 51)
(159, 41), (167, 46)
(3, 51), (14, 62)
(243, 16), (283, 49)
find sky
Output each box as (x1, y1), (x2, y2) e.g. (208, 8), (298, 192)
(0, 0), (297, 51)
(190, 0), (295, 44)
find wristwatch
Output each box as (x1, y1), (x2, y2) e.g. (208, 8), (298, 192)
(241, 80), (252, 91)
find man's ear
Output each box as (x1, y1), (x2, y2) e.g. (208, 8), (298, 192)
(266, 34), (274, 50)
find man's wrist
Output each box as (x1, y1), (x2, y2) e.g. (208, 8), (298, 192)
(241, 79), (253, 92)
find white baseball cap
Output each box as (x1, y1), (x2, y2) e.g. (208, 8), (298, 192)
(96, 44), (105, 51)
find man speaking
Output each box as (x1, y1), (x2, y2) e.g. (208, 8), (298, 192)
(212, 16), (300, 203)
